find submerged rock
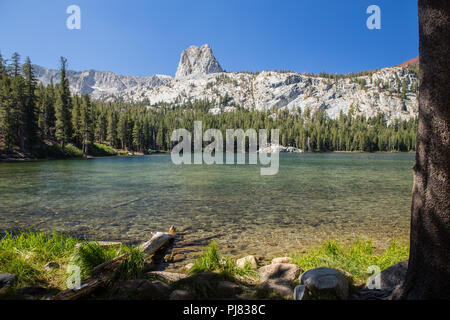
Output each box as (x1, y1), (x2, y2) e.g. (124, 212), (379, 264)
(299, 267), (349, 300)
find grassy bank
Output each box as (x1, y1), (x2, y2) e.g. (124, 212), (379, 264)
(187, 238), (409, 286)
(291, 238), (409, 285)
(0, 231), (143, 293)
(0, 231), (409, 298)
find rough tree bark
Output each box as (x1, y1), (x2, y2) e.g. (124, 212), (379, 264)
(393, 0), (450, 300)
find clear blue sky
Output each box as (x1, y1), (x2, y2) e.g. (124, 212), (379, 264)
(0, 0), (418, 76)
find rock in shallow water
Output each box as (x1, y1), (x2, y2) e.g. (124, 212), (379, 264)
(299, 267), (349, 300)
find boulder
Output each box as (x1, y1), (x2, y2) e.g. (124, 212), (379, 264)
(0, 273), (16, 292)
(111, 279), (170, 300)
(236, 255), (258, 269)
(258, 263), (302, 299)
(259, 263), (301, 283)
(171, 272), (224, 299)
(299, 267), (349, 300)
(147, 271), (188, 284)
(169, 289), (193, 300)
(271, 257), (293, 264)
(217, 281), (243, 298)
(379, 261), (408, 291)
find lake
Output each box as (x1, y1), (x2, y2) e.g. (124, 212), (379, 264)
(0, 153), (414, 262)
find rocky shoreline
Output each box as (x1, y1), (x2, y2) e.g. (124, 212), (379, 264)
(0, 229), (408, 301)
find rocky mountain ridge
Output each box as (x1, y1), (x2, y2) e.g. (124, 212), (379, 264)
(34, 45), (418, 120)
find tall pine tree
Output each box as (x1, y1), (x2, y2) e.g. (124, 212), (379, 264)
(55, 57), (72, 151)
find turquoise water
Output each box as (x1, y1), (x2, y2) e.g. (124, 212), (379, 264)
(0, 153), (414, 259)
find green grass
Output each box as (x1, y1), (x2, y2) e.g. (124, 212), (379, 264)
(189, 241), (258, 278)
(291, 239), (409, 285)
(71, 242), (120, 279)
(72, 242), (145, 280)
(0, 231), (148, 294)
(116, 246), (146, 280)
(0, 231), (78, 289)
(1, 232), (409, 299)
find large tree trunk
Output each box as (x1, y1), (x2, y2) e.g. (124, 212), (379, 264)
(393, 0), (450, 300)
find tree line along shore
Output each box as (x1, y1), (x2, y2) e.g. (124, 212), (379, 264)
(0, 53), (417, 160)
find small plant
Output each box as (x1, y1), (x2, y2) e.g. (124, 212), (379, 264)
(189, 241), (257, 278)
(71, 242), (119, 279)
(116, 246), (146, 280)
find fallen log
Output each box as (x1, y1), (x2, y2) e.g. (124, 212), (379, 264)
(53, 254), (128, 300)
(74, 241), (123, 249)
(52, 231), (175, 300)
(140, 232), (175, 256)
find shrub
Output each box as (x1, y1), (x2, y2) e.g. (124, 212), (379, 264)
(87, 143), (117, 157)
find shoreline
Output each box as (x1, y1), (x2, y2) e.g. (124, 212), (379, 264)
(0, 230), (409, 300)
(0, 150), (415, 163)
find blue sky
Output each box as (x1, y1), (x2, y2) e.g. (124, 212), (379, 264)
(0, 0), (418, 76)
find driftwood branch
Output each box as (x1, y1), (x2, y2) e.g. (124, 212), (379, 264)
(52, 231), (174, 300)
(139, 232), (175, 255)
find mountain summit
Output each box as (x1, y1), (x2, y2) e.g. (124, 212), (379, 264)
(33, 45), (419, 120)
(175, 44), (223, 78)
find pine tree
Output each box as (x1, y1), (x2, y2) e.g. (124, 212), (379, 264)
(22, 57), (38, 149)
(80, 94), (92, 158)
(0, 67), (15, 152)
(107, 110), (117, 147)
(55, 57), (72, 151)
(71, 95), (81, 146)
